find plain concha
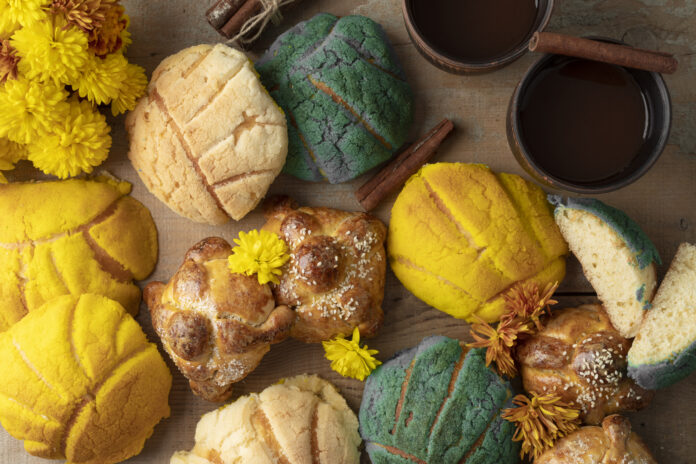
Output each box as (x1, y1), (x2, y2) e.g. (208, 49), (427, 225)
(126, 44), (288, 224)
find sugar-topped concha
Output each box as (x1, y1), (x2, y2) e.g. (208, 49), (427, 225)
(126, 44), (287, 225)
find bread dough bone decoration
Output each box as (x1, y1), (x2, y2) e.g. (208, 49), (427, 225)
(146, 199), (388, 400)
(126, 44), (288, 225)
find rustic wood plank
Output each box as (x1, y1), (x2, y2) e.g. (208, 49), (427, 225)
(2, 0), (695, 463)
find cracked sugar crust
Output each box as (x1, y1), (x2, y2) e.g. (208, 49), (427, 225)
(171, 374), (360, 464)
(0, 180), (158, 331)
(126, 44), (288, 225)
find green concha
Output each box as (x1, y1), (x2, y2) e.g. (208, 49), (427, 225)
(550, 195), (660, 338)
(359, 336), (519, 464)
(549, 196), (661, 270)
(628, 341), (696, 390)
(257, 13), (414, 184)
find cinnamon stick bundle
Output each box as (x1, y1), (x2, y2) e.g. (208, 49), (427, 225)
(529, 32), (678, 74)
(206, 0), (247, 30)
(356, 119), (454, 211)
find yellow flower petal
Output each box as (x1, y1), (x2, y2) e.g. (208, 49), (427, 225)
(12, 15), (89, 85)
(110, 60), (147, 116)
(0, 77), (69, 144)
(72, 51), (127, 105)
(322, 328), (381, 381)
(0, 0), (49, 36)
(228, 230), (289, 285)
(26, 97), (111, 178)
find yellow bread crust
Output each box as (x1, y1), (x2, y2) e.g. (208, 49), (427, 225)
(388, 163), (567, 321)
(0, 294), (171, 464)
(0, 179), (158, 331)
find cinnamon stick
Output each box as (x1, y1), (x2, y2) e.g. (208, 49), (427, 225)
(356, 119), (454, 211)
(206, 0), (247, 30)
(529, 32), (678, 74)
(219, 0), (263, 39)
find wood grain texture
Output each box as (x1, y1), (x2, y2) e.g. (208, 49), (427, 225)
(2, 0), (696, 463)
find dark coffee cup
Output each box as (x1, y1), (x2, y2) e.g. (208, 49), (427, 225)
(401, 0), (555, 73)
(507, 38), (672, 194)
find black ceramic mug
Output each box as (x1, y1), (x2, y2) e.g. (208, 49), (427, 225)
(402, 0), (555, 73)
(507, 38), (672, 194)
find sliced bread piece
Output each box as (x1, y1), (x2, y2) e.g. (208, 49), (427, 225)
(550, 196), (661, 338)
(628, 242), (696, 389)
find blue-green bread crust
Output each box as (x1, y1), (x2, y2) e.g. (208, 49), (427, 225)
(629, 340), (696, 390)
(257, 13), (414, 184)
(549, 195), (660, 310)
(359, 336), (519, 464)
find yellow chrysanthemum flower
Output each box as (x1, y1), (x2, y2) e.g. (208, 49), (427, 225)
(120, 15), (132, 51)
(0, 78), (69, 144)
(72, 51), (126, 104)
(111, 61), (147, 116)
(228, 230), (290, 285)
(27, 97), (111, 178)
(323, 328), (381, 381)
(0, 137), (27, 183)
(0, 0), (49, 37)
(12, 15), (89, 85)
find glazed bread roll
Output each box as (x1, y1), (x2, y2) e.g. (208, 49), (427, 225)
(516, 305), (652, 425)
(171, 374), (361, 464)
(536, 415), (656, 464)
(262, 196), (386, 342)
(126, 44), (287, 224)
(145, 237), (295, 402)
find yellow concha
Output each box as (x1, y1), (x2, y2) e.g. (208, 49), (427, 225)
(0, 178), (158, 331)
(388, 163), (567, 322)
(0, 293), (172, 464)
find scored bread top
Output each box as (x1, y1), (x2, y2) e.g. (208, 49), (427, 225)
(359, 336), (519, 464)
(257, 13), (413, 184)
(170, 374), (361, 464)
(0, 179), (158, 331)
(126, 44), (288, 224)
(388, 163), (568, 322)
(0, 294), (171, 464)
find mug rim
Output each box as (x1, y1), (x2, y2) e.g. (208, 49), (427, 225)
(508, 37), (672, 194)
(401, 0), (556, 73)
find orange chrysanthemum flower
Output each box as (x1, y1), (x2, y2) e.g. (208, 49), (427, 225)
(468, 315), (530, 378)
(502, 281), (559, 330)
(0, 39), (19, 83)
(51, 0), (116, 32)
(502, 392), (581, 460)
(88, 3), (127, 56)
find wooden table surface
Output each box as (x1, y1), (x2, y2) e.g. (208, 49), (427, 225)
(2, 0), (696, 463)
